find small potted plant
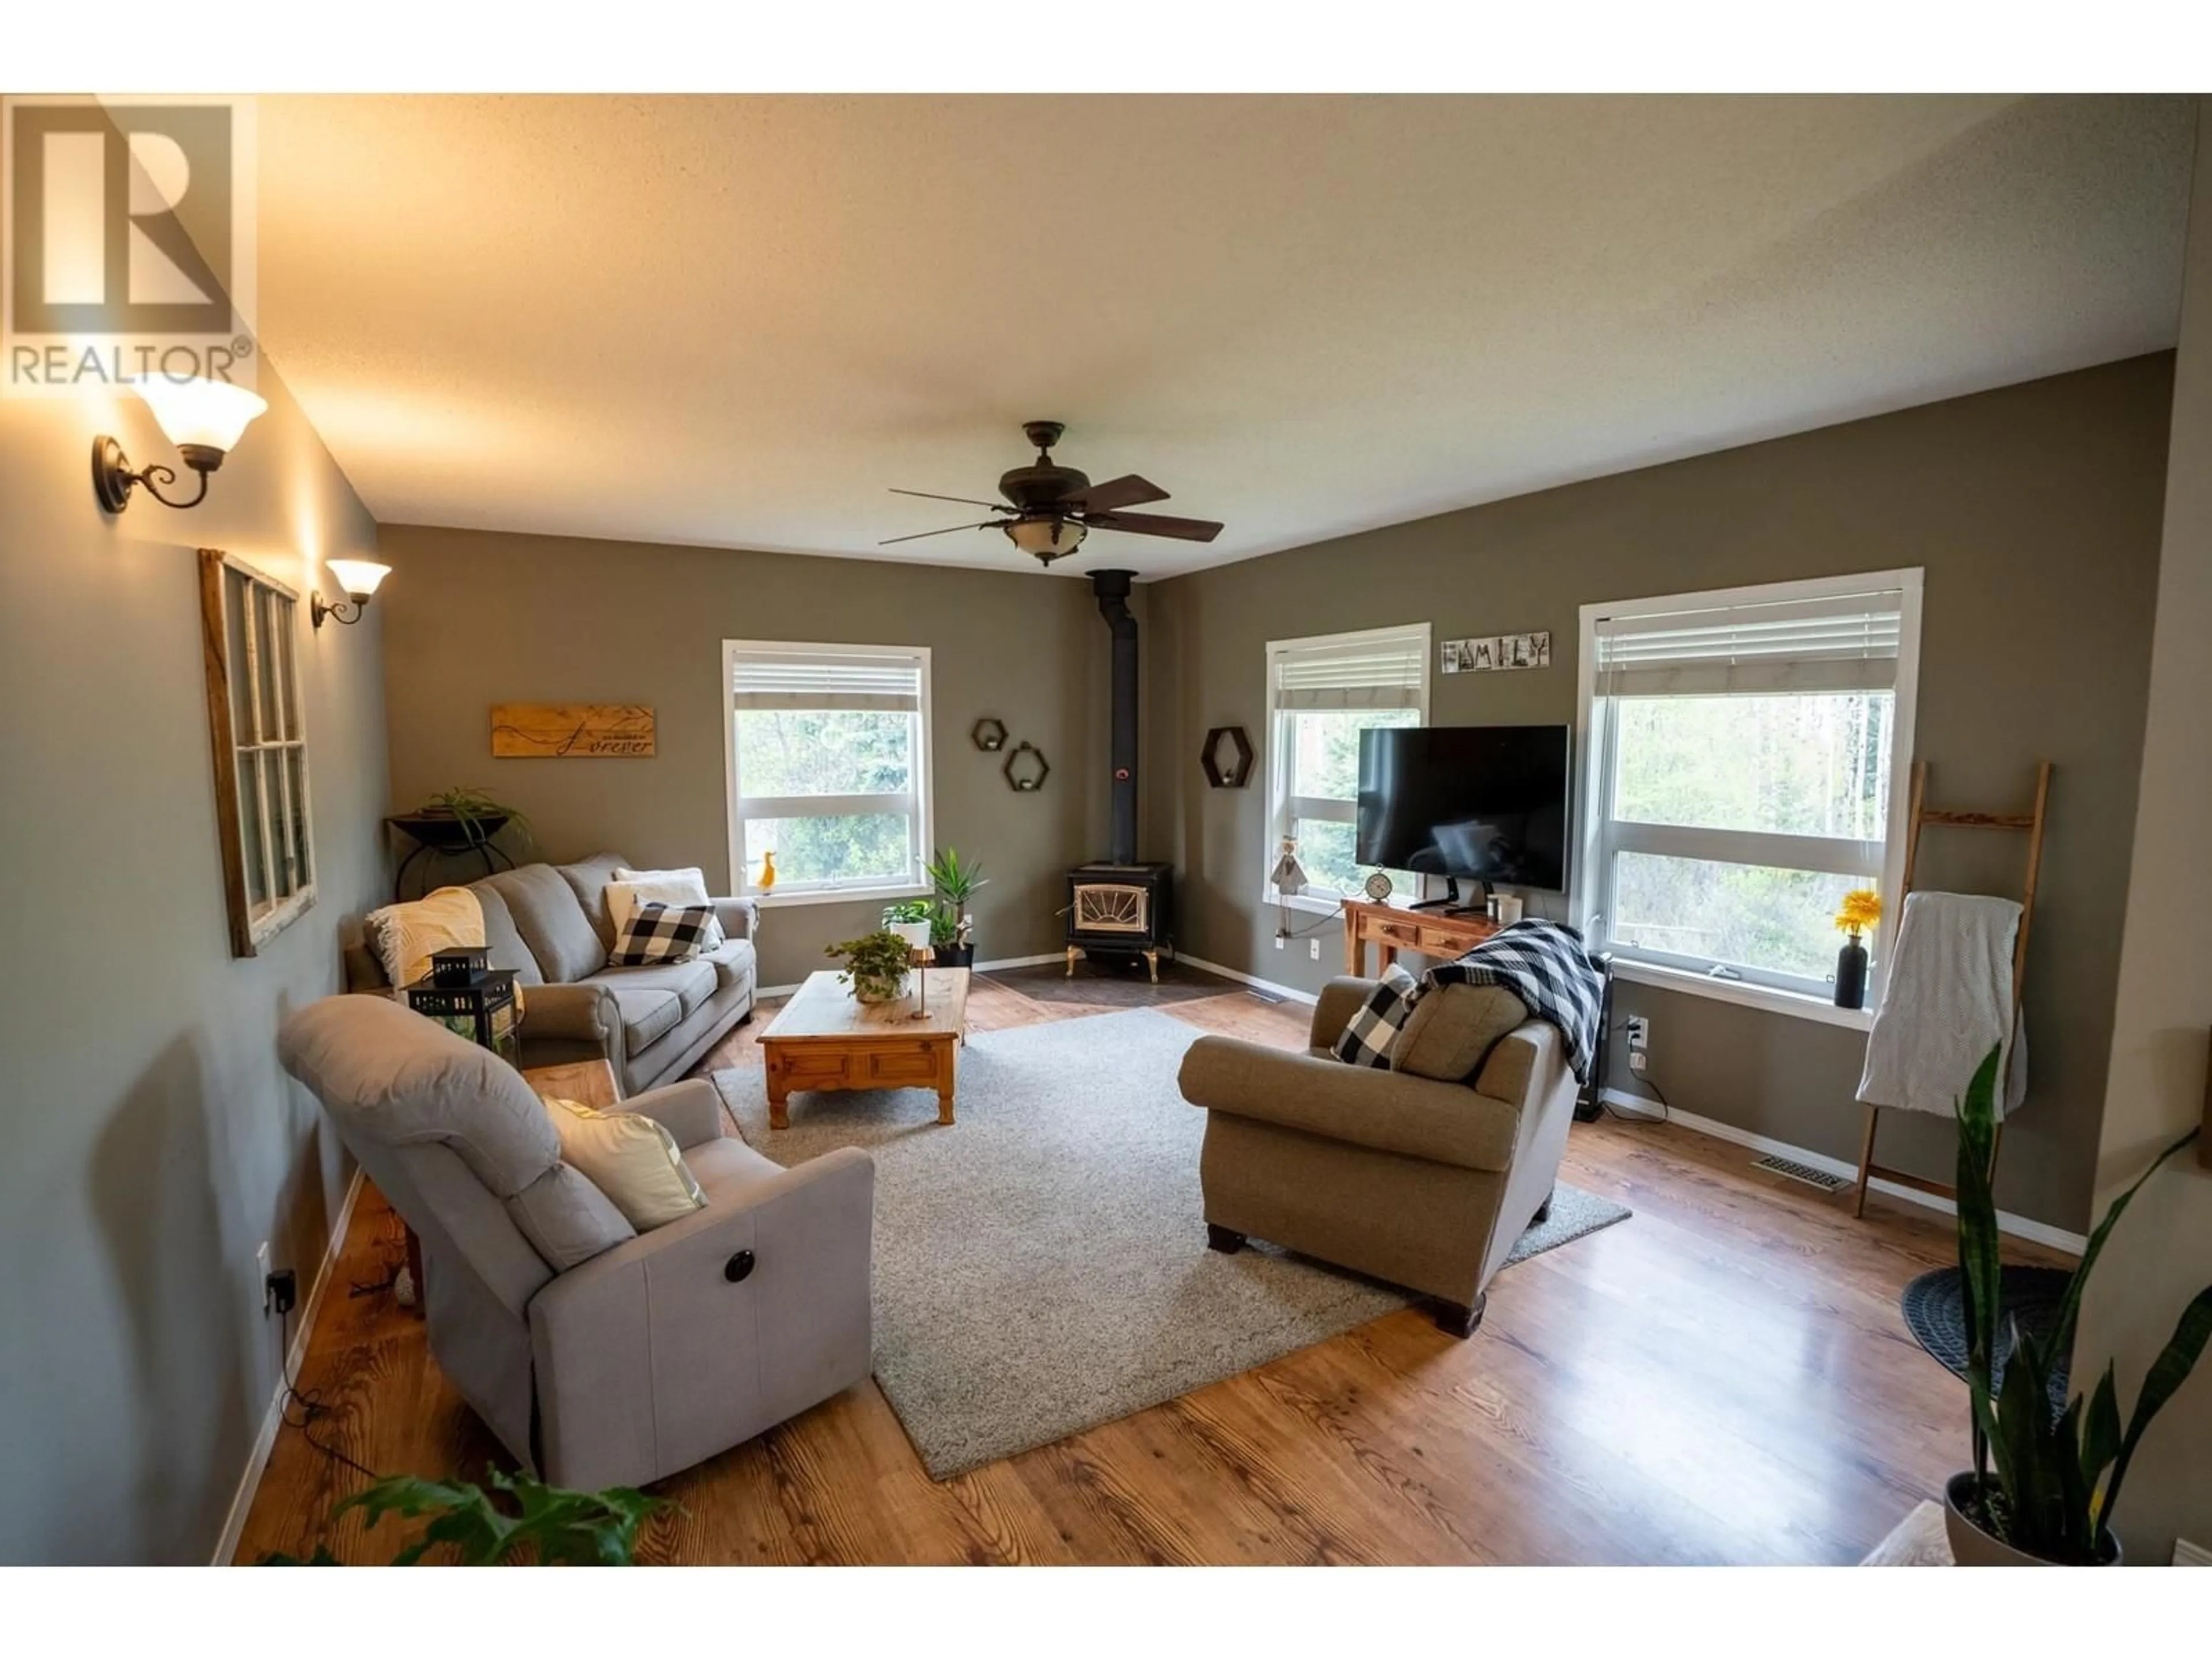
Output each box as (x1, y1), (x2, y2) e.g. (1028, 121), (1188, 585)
(925, 847), (986, 968)
(1831, 888), (1880, 1009)
(881, 899), (935, 955)
(825, 929), (914, 1004)
(1941, 1042), (2209, 1565)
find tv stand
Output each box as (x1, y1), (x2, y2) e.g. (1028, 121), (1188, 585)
(1408, 876), (1482, 913)
(1340, 897), (1500, 979)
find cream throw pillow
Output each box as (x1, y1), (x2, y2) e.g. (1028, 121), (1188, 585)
(543, 1097), (707, 1231)
(610, 866), (724, 946)
(364, 886), (484, 990)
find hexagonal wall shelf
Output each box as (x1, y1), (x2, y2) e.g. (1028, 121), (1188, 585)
(1003, 740), (1050, 792)
(971, 717), (1007, 752)
(1200, 725), (1255, 788)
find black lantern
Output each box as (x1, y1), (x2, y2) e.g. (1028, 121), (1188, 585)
(407, 961), (521, 1066)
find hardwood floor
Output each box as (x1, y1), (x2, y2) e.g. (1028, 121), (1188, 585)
(236, 968), (2064, 1565)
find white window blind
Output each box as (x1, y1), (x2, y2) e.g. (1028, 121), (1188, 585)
(732, 650), (926, 711)
(1592, 588), (1904, 696)
(1271, 633), (1428, 710)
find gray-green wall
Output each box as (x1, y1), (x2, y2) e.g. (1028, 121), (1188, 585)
(374, 527), (1130, 990)
(1146, 355), (2175, 1233)
(0, 364), (389, 1562)
(2077, 101), (2212, 1566)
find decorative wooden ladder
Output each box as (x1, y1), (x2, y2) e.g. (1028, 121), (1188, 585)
(1851, 759), (2052, 1219)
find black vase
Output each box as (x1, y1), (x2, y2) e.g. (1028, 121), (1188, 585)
(1834, 933), (1869, 1010)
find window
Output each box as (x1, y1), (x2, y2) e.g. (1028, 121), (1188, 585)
(1574, 571), (1921, 1007)
(724, 641), (933, 903)
(200, 548), (316, 957)
(1265, 624), (1431, 908)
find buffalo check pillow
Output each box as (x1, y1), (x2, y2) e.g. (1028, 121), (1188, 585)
(609, 900), (716, 967)
(1330, 962), (1425, 1069)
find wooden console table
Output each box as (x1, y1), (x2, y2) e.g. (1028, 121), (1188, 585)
(1340, 897), (1499, 978)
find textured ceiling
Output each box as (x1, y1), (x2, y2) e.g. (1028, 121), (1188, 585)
(253, 94), (2195, 579)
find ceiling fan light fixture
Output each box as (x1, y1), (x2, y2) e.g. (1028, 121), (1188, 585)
(1006, 517), (1086, 565)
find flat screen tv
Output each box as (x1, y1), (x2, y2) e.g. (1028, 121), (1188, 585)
(1357, 725), (1571, 896)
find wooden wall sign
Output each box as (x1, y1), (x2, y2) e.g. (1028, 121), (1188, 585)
(490, 703), (657, 758)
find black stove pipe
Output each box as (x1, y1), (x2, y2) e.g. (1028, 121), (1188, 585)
(1091, 569), (1139, 865)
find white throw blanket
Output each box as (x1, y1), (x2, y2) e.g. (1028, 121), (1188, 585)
(1857, 891), (2028, 1120)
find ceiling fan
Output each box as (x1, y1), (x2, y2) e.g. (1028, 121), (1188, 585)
(882, 421), (1225, 566)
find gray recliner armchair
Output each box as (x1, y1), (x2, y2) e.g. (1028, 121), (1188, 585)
(278, 994), (873, 1491)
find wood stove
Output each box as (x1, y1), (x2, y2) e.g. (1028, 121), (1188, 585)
(1065, 859), (1175, 980)
(1065, 569), (1175, 980)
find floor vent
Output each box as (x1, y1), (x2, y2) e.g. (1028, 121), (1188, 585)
(1751, 1153), (1849, 1193)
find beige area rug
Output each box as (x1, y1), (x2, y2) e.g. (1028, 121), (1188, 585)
(713, 1007), (1629, 1479)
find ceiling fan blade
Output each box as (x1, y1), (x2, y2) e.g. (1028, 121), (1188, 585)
(891, 487), (1010, 510)
(877, 521), (998, 546)
(1060, 474), (1168, 514)
(1084, 510), (1225, 543)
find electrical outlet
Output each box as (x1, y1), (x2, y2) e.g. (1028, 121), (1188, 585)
(255, 1241), (274, 1315)
(1628, 1051), (1648, 1074)
(1309, 938), (1321, 961)
(1274, 933), (1285, 950)
(1625, 1015), (1650, 1053)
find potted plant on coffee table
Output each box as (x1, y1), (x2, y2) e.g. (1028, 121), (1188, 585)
(825, 930), (914, 1005)
(924, 847), (986, 968)
(1942, 1042), (2210, 1565)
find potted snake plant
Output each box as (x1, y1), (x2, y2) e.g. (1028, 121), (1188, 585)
(1942, 1043), (2209, 1565)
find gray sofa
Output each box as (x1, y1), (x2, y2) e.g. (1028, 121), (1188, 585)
(279, 993), (874, 1491)
(1177, 975), (1577, 1337)
(346, 853), (758, 1096)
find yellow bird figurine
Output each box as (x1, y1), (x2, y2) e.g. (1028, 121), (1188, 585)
(757, 849), (778, 895)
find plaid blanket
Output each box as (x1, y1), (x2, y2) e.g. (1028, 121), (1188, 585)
(1423, 919), (1607, 1082)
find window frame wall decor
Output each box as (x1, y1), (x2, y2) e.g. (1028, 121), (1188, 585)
(199, 547), (317, 957)
(722, 639), (935, 908)
(1570, 568), (1923, 1027)
(1263, 622), (1431, 915)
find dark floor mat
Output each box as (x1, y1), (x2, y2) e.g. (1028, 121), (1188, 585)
(984, 958), (1245, 1007)
(1901, 1264), (2073, 1415)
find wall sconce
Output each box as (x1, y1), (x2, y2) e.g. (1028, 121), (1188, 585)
(93, 377), (268, 514)
(312, 559), (392, 629)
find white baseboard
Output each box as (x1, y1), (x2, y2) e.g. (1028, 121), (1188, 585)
(757, 950), (1069, 1001)
(1599, 1088), (2088, 1254)
(211, 1166), (365, 1566)
(1171, 952), (1320, 1006)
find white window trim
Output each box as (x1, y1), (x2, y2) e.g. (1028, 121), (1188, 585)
(1571, 569), (1922, 1025)
(722, 639), (935, 908)
(1263, 622), (1432, 916)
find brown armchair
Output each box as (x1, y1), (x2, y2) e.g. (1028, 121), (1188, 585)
(1176, 975), (1578, 1336)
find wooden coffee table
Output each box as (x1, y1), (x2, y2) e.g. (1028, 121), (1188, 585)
(760, 968), (969, 1129)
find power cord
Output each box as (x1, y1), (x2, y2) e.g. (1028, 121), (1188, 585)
(275, 1290), (386, 1486)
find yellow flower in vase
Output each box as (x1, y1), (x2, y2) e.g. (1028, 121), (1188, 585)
(1835, 888), (1882, 938)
